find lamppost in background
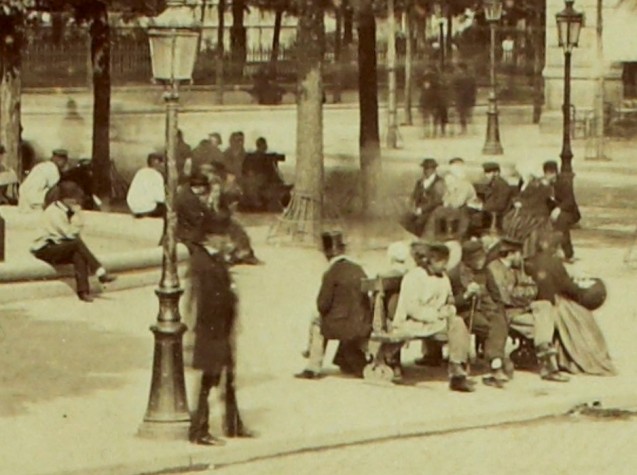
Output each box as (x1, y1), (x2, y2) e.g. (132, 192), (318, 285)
(482, 0), (504, 155)
(556, 0), (583, 177)
(138, 0), (201, 440)
(436, 2), (446, 72)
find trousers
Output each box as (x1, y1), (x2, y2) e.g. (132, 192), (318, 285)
(508, 300), (556, 348)
(305, 317), (368, 375)
(553, 211), (577, 259)
(33, 238), (102, 294)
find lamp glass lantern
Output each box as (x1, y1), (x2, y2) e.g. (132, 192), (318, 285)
(556, 0), (584, 52)
(484, 0), (503, 22)
(147, 1), (202, 83)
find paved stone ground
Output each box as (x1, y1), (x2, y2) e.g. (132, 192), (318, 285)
(1, 224), (636, 475)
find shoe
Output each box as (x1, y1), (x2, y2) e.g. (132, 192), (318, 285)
(241, 255), (264, 266)
(541, 371), (570, 383)
(233, 427), (256, 438)
(294, 370), (322, 380)
(449, 376), (476, 393)
(77, 292), (94, 303)
(98, 273), (117, 284)
(193, 433), (226, 446)
(415, 355), (443, 367)
(482, 373), (507, 389)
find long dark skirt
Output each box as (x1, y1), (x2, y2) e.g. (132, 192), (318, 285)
(554, 295), (616, 376)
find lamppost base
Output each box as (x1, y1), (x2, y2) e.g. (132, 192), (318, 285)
(138, 420), (191, 441)
(482, 110), (504, 156)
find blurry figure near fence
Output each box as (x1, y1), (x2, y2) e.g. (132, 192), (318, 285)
(57, 98), (87, 160)
(419, 69), (448, 138)
(452, 63), (477, 135)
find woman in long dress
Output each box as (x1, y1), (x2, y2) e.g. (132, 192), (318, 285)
(503, 172), (553, 258)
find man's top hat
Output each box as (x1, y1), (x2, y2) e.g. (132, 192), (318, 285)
(321, 231), (345, 253)
(420, 158), (438, 169)
(482, 161), (500, 173)
(52, 149), (69, 159)
(462, 240), (486, 261)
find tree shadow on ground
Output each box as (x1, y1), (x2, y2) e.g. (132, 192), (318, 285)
(0, 309), (148, 418)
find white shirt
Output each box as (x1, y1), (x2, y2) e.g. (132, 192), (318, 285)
(18, 161), (60, 210)
(126, 167), (165, 215)
(393, 267), (453, 326)
(31, 201), (83, 251)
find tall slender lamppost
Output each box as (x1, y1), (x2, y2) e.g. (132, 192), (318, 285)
(138, 0), (201, 440)
(482, 0), (504, 155)
(556, 0), (583, 176)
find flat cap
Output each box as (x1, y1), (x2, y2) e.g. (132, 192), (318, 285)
(52, 149), (69, 158)
(420, 158), (438, 169)
(482, 161), (500, 173)
(542, 160), (559, 173)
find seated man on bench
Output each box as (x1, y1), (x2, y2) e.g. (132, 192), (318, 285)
(295, 231), (371, 380)
(392, 242), (475, 392)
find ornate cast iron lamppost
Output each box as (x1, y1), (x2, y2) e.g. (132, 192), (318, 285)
(482, 0), (504, 155)
(138, 0), (201, 440)
(556, 0), (584, 176)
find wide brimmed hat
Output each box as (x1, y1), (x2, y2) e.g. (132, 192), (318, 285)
(420, 158), (438, 169)
(321, 231), (345, 253)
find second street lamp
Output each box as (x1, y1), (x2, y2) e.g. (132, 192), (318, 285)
(556, 0), (584, 175)
(482, 0), (504, 155)
(138, 0), (201, 440)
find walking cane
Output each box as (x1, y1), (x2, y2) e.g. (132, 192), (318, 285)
(466, 295), (478, 376)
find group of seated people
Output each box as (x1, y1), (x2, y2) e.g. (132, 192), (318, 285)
(402, 157), (580, 263)
(296, 228), (614, 393)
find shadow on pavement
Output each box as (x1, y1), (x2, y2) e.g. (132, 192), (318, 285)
(0, 308), (148, 418)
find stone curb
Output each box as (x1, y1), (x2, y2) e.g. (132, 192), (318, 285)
(48, 390), (637, 475)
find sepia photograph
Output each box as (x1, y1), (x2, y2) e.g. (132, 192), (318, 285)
(0, 0), (636, 474)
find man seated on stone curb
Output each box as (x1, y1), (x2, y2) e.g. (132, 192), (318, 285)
(392, 241), (476, 393)
(486, 237), (570, 382)
(126, 152), (166, 218)
(31, 182), (116, 302)
(295, 231), (371, 380)
(19, 149), (68, 211)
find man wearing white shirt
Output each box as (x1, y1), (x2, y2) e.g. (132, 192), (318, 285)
(392, 242), (475, 392)
(126, 153), (166, 218)
(18, 149), (68, 211)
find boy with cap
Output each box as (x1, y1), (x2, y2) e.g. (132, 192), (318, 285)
(449, 239), (511, 388)
(31, 181), (116, 302)
(481, 161), (513, 232)
(392, 241), (475, 392)
(296, 231), (371, 379)
(486, 237), (569, 382)
(543, 160), (580, 262)
(401, 158), (445, 237)
(19, 149), (68, 211)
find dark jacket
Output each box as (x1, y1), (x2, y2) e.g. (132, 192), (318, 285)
(317, 257), (371, 341)
(452, 74), (477, 109)
(411, 175), (445, 217)
(191, 140), (223, 173)
(176, 187), (222, 245)
(191, 249), (236, 374)
(514, 179), (553, 218)
(552, 174), (581, 223)
(485, 259), (538, 320)
(483, 175), (513, 215)
(525, 251), (581, 304)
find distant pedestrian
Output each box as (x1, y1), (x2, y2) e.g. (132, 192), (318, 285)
(452, 63), (477, 135)
(419, 69), (448, 137)
(126, 152), (166, 218)
(188, 132), (224, 177)
(223, 131), (246, 179)
(19, 149), (68, 211)
(31, 182), (116, 302)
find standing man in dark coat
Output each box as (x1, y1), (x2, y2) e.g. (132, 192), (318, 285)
(452, 63), (477, 135)
(296, 231), (371, 379)
(401, 158), (446, 237)
(177, 174), (253, 446)
(481, 162), (513, 232)
(543, 160), (581, 262)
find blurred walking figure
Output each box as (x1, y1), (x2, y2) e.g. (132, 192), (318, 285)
(419, 69), (448, 137)
(19, 149), (68, 211)
(452, 63), (477, 135)
(187, 132), (223, 178)
(126, 153), (166, 218)
(31, 182), (116, 302)
(58, 98), (87, 159)
(223, 131), (247, 180)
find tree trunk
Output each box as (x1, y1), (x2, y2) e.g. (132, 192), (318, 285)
(403, 5), (414, 125)
(532, 10), (544, 124)
(386, 0), (398, 148)
(90, 2), (111, 202)
(446, 9), (453, 63)
(294, 0), (324, 201)
(216, 0), (225, 104)
(230, 0), (247, 78)
(593, 0), (607, 160)
(357, 4), (382, 216)
(0, 11), (23, 179)
(270, 7), (283, 70)
(333, 6), (343, 103)
(343, 1), (354, 46)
